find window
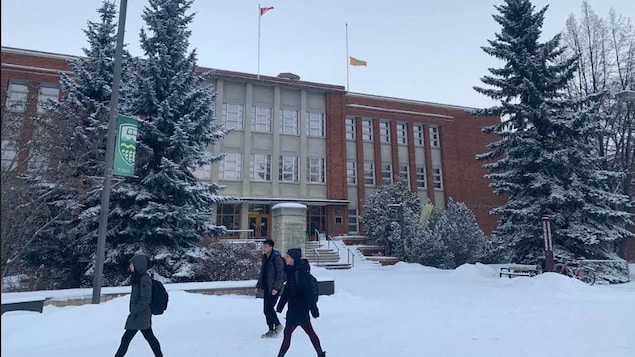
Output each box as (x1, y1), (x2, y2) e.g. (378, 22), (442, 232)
(193, 163), (212, 180)
(1, 140), (17, 171)
(429, 126), (440, 148)
(251, 106), (272, 132)
(307, 157), (325, 183)
(37, 85), (59, 114)
(379, 121), (390, 143)
(346, 161), (356, 185)
(220, 152), (242, 179)
(217, 203), (242, 230)
(280, 109), (299, 135)
(279, 155), (299, 182)
(363, 162), (375, 185)
(6, 82), (28, 112)
(27, 155), (48, 172)
(223, 103), (244, 130)
(381, 164), (392, 185)
(307, 206), (326, 239)
(399, 165), (409, 182)
(433, 167), (443, 189)
(413, 124), (424, 146)
(416, 166), (426, 188)
(345, 116), (355, 140)
(250, 154), (271, 181)
(396, 123), (407, 144)
(348, 209), (359, 233)
(307, 112), (325, 137)
(361, 118), (373, 141)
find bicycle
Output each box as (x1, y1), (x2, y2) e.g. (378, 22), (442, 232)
(552, 256), (596, 286)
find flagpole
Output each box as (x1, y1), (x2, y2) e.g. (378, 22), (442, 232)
(258, 4), (261, 80)
(346, 23), (349, 91)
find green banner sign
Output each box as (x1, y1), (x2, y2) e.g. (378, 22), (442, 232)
(114, 114), (138, 177)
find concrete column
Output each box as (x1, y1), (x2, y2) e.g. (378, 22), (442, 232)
(211, 79), (224, 181)
(242, 83), (253, 196)
(272, 203), (307, 257)
(272, 87), (281, 196)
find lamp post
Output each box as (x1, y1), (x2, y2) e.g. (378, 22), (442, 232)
(388, 203), (404, 254)
(92, 0), (128, 304)
(542, 216), (554, 272)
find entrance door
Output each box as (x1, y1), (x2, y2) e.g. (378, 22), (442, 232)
(248, 214), (270, 239)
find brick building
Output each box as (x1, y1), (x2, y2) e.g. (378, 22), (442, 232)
(3, 46), (632, 261)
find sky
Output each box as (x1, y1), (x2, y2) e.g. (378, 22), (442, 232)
(2, 254), (635, 356)
(1, 0), (634, 108)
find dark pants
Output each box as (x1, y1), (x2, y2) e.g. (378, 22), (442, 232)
(264, 292), (281, 329)
(278, 322), (323, 356)
(114, 328), (162, 357)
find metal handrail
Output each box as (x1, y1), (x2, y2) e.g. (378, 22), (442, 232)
(314, 248), (321, 267)
(347, 248), (355, 267)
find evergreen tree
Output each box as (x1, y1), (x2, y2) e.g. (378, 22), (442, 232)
(94, 0), (228, 284)
(361, 180), (421, 253)
(474, 0), (632, 263)
(21, 1), (132, 288)
(430, 199), (488, 267)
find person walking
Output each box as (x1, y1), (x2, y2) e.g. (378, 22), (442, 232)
(256, 239), (285, 338)
(276, 248), (326, 357)
(114, 255), (163, 357)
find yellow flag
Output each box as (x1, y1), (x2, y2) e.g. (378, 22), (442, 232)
(349, 56), (367, 66)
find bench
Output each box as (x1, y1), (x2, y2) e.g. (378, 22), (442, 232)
(499, 264), (540, 278)
(1, 296), (46, 315)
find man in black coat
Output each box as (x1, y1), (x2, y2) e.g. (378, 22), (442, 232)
(114, 255), (163, 357)
(256, 239), (285, 338)
(276, 248), (326, 357)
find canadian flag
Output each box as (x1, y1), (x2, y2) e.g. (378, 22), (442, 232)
(260, 6), (274, 16)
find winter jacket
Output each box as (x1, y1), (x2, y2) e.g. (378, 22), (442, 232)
(256, 250), (285, 293)
(124, 255), (153, 330)
(276, 259), (319, 326)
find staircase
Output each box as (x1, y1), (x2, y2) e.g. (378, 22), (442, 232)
(304, 241), (353, 270)
(335, 235), (400, 267)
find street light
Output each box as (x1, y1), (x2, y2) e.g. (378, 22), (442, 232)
(387, 204), (404, 254)
(92, 0), (128, 304)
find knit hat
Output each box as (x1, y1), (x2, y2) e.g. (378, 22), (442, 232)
(287, 248), (302, 261)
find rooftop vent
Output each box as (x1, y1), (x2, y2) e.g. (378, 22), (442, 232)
(277, 72), (300, 80)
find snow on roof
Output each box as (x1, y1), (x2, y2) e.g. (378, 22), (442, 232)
(271, 202), (307, 209)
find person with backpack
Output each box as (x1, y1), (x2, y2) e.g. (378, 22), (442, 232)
(114, 255), (164, 357)
(275, 248), (326, 357)
(256, 239), (285, 338)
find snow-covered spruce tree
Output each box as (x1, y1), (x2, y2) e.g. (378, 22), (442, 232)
(387, 207), (425, 261)
(474, 0), (632, 263)
(18, 1), (135, 289)
(360, 180), (421, 254)
(429, 199), (488, 268)
(406, 228), (454, 269)
(92, 0), (228, 285)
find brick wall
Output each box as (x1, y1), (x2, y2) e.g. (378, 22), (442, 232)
(344, 94), (504, 235)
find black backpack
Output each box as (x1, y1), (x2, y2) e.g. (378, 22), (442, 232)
(296, 264), (319, 304)
(308, 273), (319, 304)
(150, 278), (169, 315)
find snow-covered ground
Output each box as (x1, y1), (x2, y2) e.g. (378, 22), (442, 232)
(2, 261), (634, 357)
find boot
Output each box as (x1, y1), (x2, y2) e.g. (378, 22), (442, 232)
(318, 352), (326, 357)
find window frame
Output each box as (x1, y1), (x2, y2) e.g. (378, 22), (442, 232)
(279, 155), (299, 182)
(307, 156), (326, 183)
(280, 108), (299, 135)
(223, 103), (245, 130)
(219, 152), (242, 180)
(250, 153), (272, 181)
(307, 112), (325, 137)
(346, 161), (357, 185)
(251, 106), (272, 132)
